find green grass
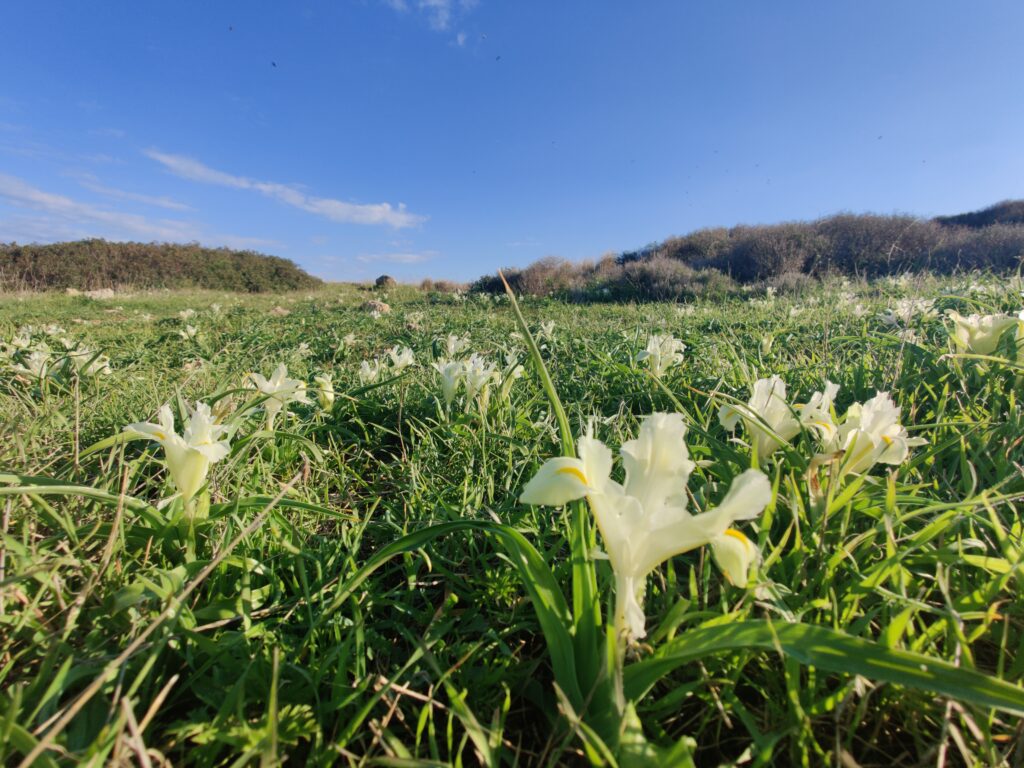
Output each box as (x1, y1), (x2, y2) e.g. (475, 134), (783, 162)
(1, 275), (1023, 766)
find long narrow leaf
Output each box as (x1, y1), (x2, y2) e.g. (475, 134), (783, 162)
(623, 620), (1024, 716)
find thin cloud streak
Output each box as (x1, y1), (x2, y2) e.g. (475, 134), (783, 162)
(145, 150), (427, 229)
(0, 173), (277, 251)
(0, 173), (196, 241)
(73, 172), (194, 211)
(357, 250), (437, 264)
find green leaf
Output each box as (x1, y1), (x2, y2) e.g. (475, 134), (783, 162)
(624, 620), (1024, 716)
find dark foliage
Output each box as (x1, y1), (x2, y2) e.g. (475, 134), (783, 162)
(0, 239), (322, 292)
(934, 199), (1024, 229)
(473, 201), (1024, 301)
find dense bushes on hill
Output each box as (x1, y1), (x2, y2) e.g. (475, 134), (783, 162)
(474, 201), (1024, 300)
(0, 240), (322, 292)
(934, 199), (1024, 229)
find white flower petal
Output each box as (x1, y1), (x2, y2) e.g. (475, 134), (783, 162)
(519, 457), (590, 506)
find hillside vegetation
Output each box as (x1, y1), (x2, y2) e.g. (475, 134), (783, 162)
(0, 239), (322, 292)
(476, 199), (1024, 301)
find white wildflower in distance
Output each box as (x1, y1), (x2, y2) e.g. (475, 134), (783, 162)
(14, 350), (49, 379)
(387, 345), (416, 372)
(68, 347), (112, 376)
(441, 333), (471, 358)
(520, 413), (772, 641)
(431, 359), (464, 408)
(124, 402), (231, 504)
(463, 353), (498, 406)
(178, 309), (197, 321)
(636, 333), (686, 378)
(178, 325), (198, 341)
(247, 363), (310, 430)
(358, 359), (383, 385)
(313, 373), (335, 411)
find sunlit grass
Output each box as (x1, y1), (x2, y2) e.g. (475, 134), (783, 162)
(1, 275), (1022, 766)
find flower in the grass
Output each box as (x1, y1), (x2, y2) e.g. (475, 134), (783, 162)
(636, 333), (686, 378)
(387, 345), (415, 372)
(358, 359), (383, 385)
(441, 333), (470, 358)
(520, 413), (771, 641)
(14, 350), (49, 379)
(719, 377), (840, 460)
(820, 392), (926, 477)
(124, 402), (231, 503)
(68, 347), (112, 376)
(246, 363), (310, 430)
(313, 373), (335, 410)
(178, 325), (198, 341)
(463, 353), (497, 403)
(719, 376), (800, 459)
(797, 381), (840, 445)
(946, 310), (1017, 355)
(431, 359), (464, 407)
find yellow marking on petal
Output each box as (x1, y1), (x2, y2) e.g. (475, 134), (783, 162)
(555, 466), (588, 486)
(882, 435), (893, 446)
(722, 528), (751, 550)
(153, 431), (166, 440)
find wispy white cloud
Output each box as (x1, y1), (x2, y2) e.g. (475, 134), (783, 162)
(145, 150), (426, 229)
(357, 250), (437, 264)
(0, 173), (275, 252)
(382, 0), (478, 32)
(72, 172), (193, 212)
(0, 173), (197, 241)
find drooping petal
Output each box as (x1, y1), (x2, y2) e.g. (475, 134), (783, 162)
(711, 529), (760, 586)
(640, 469), (771, 573)
(519, 457), (590, 506)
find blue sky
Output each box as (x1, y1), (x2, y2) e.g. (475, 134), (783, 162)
(1, 1), (1022, 282)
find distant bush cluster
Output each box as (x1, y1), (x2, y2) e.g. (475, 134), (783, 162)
(474, 200), (1024, 301)
(0, 240), (322, 292)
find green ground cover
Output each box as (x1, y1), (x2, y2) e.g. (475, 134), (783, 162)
(1, 275), (1023, 766)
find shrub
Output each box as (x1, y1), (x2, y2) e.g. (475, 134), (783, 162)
(935, 199), (1024, 229)
(375, 274), (397, 288)
(0, 240), (322, 292)
(932, 224), (1024, 272)
(715, 224), (829, 281)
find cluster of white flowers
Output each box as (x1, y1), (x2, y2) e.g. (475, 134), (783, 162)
(431, 351), (523, 411)
(719, 375), (925, 478)
(358, 345), (416, 385)
(2, 326), (112, 380)
(879, 298), (937, 327)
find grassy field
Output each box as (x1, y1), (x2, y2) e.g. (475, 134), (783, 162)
(2, 275), (1023, 766)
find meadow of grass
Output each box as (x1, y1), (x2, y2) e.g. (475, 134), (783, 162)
(1, 275), (1023, 766)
